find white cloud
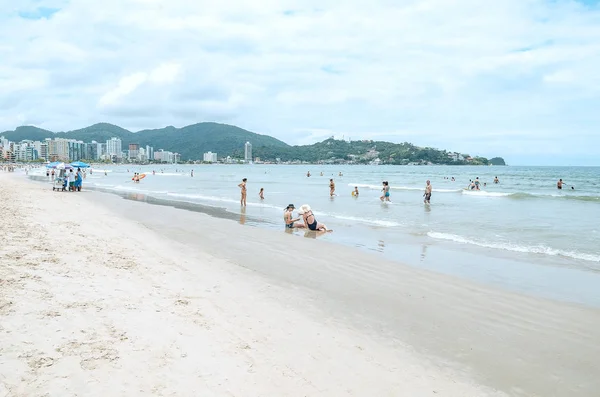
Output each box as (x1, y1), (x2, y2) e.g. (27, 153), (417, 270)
(99, 72), (147, 107)
(1, 0), (600, 164)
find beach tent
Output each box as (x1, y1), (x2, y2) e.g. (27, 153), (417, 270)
(71, 161), (90, 168)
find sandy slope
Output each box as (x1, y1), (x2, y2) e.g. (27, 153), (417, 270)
(0, 173), (505, 396)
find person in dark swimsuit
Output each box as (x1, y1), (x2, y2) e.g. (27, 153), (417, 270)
(557, 179), (564, 189)
(299, 204), (328, 231)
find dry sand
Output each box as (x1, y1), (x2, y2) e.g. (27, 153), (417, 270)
(1, 172), (599, 396)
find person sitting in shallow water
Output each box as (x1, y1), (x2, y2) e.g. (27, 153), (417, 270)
(298, 204), (328, 231)
(284, 204), (304, 229)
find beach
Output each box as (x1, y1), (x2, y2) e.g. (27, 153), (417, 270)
(2, 172), (600, 396)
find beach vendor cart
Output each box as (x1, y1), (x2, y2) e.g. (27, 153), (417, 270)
(49, 163), (72, 191)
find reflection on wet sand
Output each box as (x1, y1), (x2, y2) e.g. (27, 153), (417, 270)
(126, 193), (148, 202)
(421, 245), (429, 261)
(239, 207), (246, 225)
(304, 230), (327, 239)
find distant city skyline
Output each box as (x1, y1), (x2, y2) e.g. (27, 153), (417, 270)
(0, 135), (183, 164)
(1, 1), (599, 165)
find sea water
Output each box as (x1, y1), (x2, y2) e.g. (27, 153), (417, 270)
(36, 164), (600, 305)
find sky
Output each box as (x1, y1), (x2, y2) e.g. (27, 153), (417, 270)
(1, 0), (600, 165)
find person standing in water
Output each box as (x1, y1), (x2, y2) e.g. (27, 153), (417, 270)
(238, 178), (247, 206)
(424, 180), (432, 204)
(329, 179), (336, 196)
(307, 171), (311, 177)
(557, 179), (564, 189)
(494, 176), (499, 184)
(191, 170), (194, 177)
(259, 188), (264, 200)
(380, 181), (390, 202)
(352, 186), (359, 197)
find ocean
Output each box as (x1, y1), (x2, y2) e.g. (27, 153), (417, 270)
(32, 164), (600, 306)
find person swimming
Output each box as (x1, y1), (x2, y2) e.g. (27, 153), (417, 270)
(298, 204), (328, 231)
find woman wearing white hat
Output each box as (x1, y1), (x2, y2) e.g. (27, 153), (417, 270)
(298, 204), (328, 232)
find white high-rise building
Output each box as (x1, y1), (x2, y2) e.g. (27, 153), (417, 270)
(203, 151), (217, 163)
(106, 137), (122, 158)
(146, 145), (154, 161)
(244, 142), (252, 162)
(48, 138), (70, 161)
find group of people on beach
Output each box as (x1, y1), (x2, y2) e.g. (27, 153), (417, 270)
(284, 204), (329, 232)
(50, 168), (84, 191)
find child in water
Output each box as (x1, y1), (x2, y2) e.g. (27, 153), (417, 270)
(352, 187), (359, 197)
(259, 188), (264, 200)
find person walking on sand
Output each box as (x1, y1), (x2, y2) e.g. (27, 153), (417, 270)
(238, 178), (247, 206)
(284, 204), (305, 229)
(259, 187), (264, 200)
(424, 180), (432, 204)
(329, 179), (336, 196)
(298, 204), (329, 232)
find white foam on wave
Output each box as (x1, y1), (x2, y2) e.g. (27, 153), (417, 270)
(461, 190), (511, 197)
(165, 192), (282, 210)
(427, 232), (600, 263)
(347, 183), (460, 193)
(92, 183), (169, 195)
(315, 211), (400, 227)
(165, 193), (400, 227)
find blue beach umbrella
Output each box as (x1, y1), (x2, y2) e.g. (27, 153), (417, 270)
(71, 161), (90, 168)
(46, 161), (61, 168)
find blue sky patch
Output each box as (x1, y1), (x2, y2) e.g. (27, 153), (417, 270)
(19, 7), (60, 20)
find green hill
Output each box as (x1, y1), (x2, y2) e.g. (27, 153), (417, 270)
(134, 123), (289, 160)
(1, 126), (55, 142)
(1, 122), (289, 160)
(1, 122), (500, 164)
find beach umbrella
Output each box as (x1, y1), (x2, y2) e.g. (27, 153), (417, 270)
(46, 161), (60, 168)
(55, 162), (73, 170)
(71, 161), (90, 168)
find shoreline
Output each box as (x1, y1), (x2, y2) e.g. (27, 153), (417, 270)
(29, 172), (600, 307)
(3, 172), (600, 396)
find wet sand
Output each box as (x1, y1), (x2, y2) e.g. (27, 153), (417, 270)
(2, 173), (600, 396)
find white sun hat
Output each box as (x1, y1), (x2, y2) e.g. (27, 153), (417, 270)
(299, 204), (311, 214)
